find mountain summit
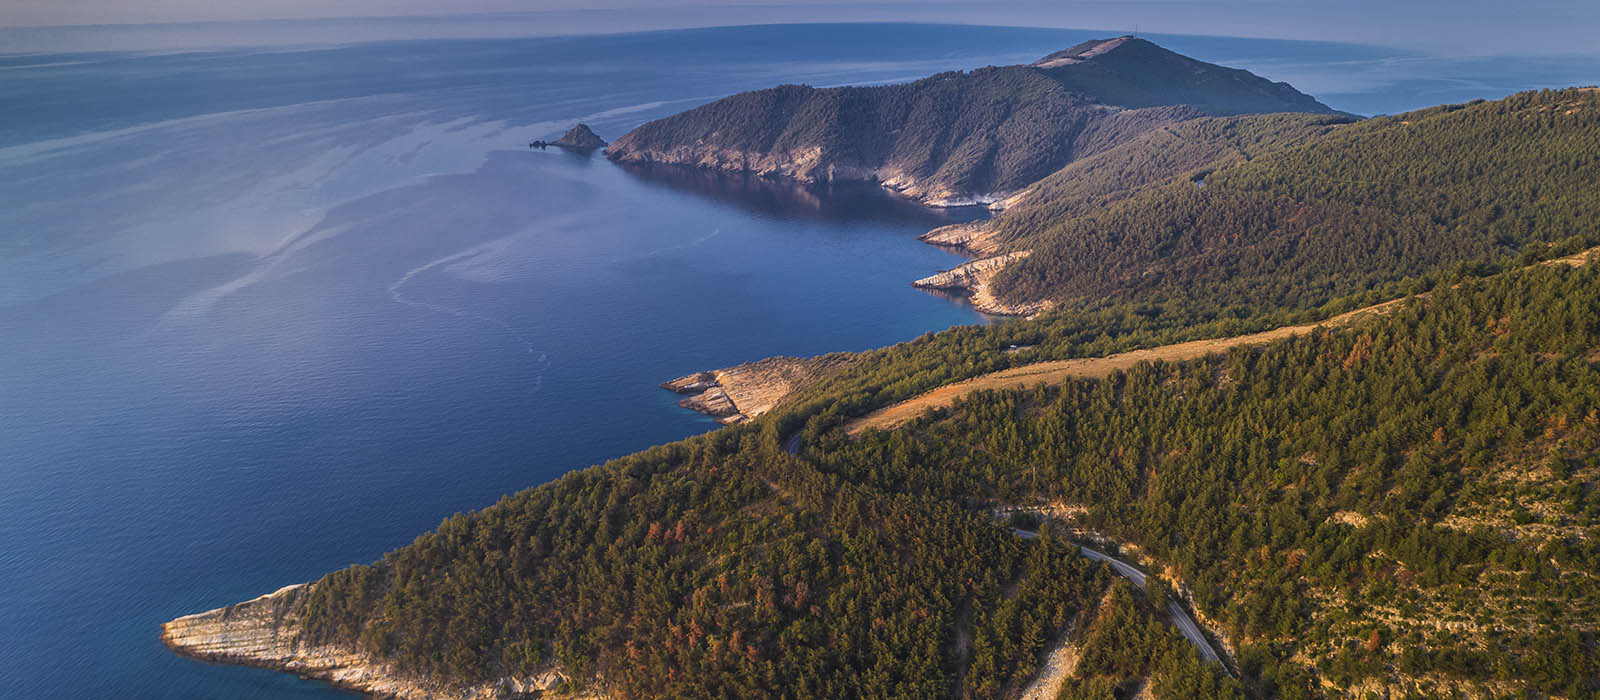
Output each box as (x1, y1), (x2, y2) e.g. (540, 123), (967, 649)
(606, 37), (1338, 205)
(1033, 35), (1142, 66)
(1031, 36), (1335, 115)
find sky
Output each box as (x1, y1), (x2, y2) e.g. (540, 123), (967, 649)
(2, 0), (1599, 56)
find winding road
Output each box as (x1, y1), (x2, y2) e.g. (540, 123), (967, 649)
(784, 428), (1227, 668)
(767, 248), (1600, 684)
(1014, 529), (1226, 668)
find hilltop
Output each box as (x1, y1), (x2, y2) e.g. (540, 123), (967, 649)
(530, 123), (609, 151)
(605, 37), (1338, 205)
(554, 123), (607, 149)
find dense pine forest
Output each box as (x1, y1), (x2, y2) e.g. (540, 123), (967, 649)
(971, 112), (1357, 251)
(989, 88), (1600, 313)
(818, 262), (1600, 699)
(266, 88), (1599, 699)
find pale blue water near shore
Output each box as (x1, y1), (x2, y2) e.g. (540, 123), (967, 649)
(1, 22), (1595, 698)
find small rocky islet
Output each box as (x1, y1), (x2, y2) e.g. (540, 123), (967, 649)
(529, 123), (608, 151)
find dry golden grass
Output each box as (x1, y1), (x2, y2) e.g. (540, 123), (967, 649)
(845, 300), (1404, 435)
(844, 247), (1600, 436)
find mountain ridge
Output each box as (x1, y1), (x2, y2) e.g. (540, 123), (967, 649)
(605, 37), (1339, 205)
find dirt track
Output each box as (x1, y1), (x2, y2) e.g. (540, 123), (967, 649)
(845, 246), (1598, 436)
(843, 300), (1402, 434)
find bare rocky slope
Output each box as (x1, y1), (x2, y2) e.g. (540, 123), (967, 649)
(663, 353), (857, 423)
(911, 251), (1047, 317)
(605, 37), (1338, 205)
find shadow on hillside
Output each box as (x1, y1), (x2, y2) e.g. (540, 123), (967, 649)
(614, 161), (990, 227)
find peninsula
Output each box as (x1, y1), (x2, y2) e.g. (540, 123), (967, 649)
(164, 34), (1600, 697)
(605, 37), (1338, 207)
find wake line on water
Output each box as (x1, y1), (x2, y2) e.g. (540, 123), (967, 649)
(389, 247), (551, 388)
(635, 226), (722, 260)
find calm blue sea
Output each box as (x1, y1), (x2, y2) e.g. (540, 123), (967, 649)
(1, 22), (1594, 698)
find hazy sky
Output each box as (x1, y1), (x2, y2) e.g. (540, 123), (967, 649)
(3, 0), (1598, 56)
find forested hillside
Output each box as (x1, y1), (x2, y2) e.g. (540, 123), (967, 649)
(820, 261), (1600, 699)
(170, 88), (1600, 699)
(987, 88), (1600, 314)
(291, 236), (1600, 700)
(295, 421), (1122, 698)
(605, 37), (1337, 204)
(924, 111), (1355, 255)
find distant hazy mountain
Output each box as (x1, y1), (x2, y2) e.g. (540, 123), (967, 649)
(605, 36), (1339, 205)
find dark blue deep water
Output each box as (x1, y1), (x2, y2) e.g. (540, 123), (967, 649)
(2, 22), (1594, 698)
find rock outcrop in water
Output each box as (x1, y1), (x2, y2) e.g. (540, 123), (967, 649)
(606, 37), (1339, 205)
(531, 123), (608, 151)
(162, 584), (598, 700)
(663, 353), (857, 424)
(554, 124), (607, 149)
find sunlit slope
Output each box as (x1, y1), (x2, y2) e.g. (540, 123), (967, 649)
(990, 88), (1600, 313)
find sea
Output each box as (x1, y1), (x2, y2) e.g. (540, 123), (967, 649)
(2, 20), (1595, 698)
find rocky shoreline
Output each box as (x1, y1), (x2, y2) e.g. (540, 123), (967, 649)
(662, 353), (856, 424)
(660, 224), (1047, 429)
(604, 143), (985, 208)
(604, 138), (1032, 209)
(912, 251), (1050, 317)
(162, 584), (594, 700)
(918, 220), (1005, 257)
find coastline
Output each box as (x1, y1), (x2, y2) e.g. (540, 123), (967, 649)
(662, 194), (1046, 426)
(163, 118), (1025, 699)
(162, 584), (597, 700)
(918, 219), (1005, 257)
(604, 141), (1024, 210)
(662, 353), (857, 424)
(911, 250), (1050, 317)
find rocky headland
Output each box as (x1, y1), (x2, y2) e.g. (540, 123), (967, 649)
(662, 353), (856, 424)
(918, 219), (1005, 257)
(604, 37), (1338, 206)
(162, 584), (599, 700)
(912, 251), (1048, 317)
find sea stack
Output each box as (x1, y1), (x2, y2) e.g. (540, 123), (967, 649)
(552, 123), (607, 150)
